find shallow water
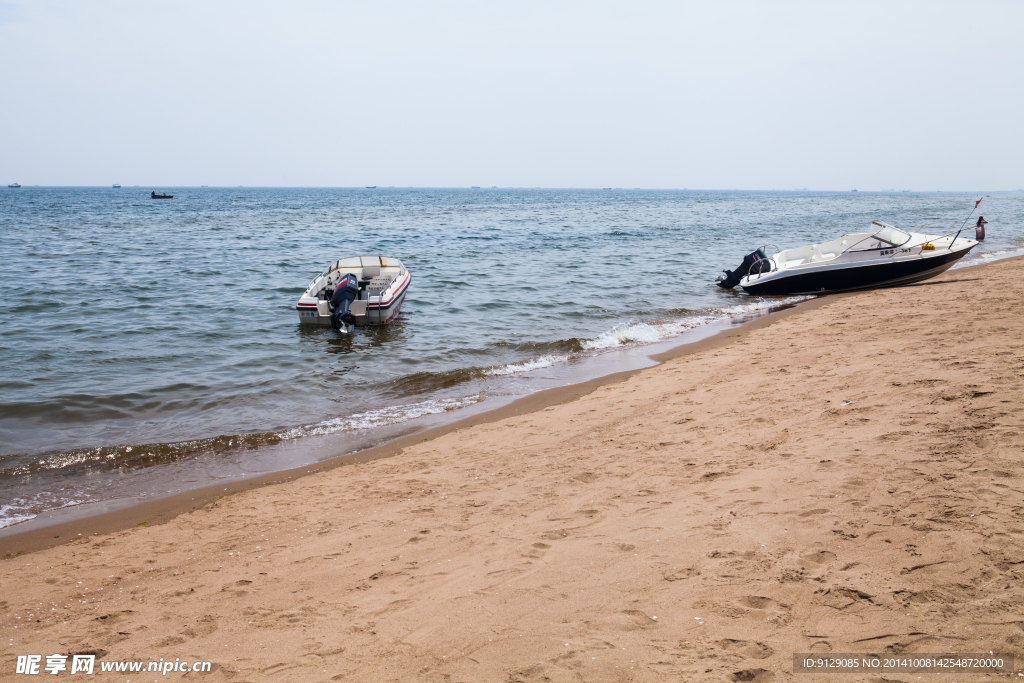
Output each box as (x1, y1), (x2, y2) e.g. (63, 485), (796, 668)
(2, 187), (1022, 528)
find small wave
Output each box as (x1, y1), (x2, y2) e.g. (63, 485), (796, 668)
(0, 506), (37, 530)
(490, 338), (585, 354)
(581, 296), (809, 350)
(483, 355), (570, 376)
(278, 395), (482, 439)
(955, 246), (1024, 267)
(0, 432), (283, 480)
(716, 296), (812, 318)
(386, 367), (482, 396)
(582, 321), (666, 350)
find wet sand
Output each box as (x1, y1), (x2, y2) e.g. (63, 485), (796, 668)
(2, 257), (1022, 682)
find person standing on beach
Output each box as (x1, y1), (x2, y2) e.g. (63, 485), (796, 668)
(975, 215), (987, 241)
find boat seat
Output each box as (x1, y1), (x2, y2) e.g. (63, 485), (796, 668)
(810, 246), (836, 262)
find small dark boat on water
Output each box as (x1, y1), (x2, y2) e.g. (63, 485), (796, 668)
(151, 191), (173, 199)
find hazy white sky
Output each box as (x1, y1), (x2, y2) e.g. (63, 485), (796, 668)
(1, 1), (1021, 189)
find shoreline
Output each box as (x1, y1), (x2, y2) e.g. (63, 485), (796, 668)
(0, 254), (1015, 559)
(0, 295), (836, 557)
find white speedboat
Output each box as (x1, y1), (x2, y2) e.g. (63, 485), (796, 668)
(719, 221), (978, 296)
(295, 256), (411, 332)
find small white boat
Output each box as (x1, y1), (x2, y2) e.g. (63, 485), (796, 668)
(719, 221), (978, 295)
(7, 182), (21, 188)
(295, 256), (411, 332)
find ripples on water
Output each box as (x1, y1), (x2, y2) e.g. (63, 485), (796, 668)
(2, 187), (1022, 527)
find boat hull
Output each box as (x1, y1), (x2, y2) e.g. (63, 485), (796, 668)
(296, 272), (410, 327)
(741, 246), (973, 296)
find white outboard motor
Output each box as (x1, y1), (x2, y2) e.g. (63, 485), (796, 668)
(329, 273), (359, 331)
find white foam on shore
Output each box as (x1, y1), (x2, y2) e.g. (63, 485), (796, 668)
(581, 296), (810, 351)
(0, 506), (37, 529)
(279, 395), (482, 440)
(0, 496), (88, 530)
(954, 245), (1024, 268)
(483, 355), (571, 376)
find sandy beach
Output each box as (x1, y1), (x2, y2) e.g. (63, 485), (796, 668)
(2, 257), (1022, 682)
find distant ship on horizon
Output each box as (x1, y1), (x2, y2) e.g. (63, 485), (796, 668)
(7, 182), (21, 188)
(112, 184), (121, 188)
(366, 186), (377, 189)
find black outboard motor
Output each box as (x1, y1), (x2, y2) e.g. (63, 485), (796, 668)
(329, 273), (359, 330)
(717, 248), (769, 289)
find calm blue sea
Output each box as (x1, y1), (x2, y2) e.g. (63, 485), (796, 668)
(2, 187), (1022, 529)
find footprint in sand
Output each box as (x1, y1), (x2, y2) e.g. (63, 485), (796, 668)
(620, 609), (659, 629)
(663, 567), (699, 582)
(801, 550), (837, 565)
(156, 635), (187, 647)
(717, 639), (775, 659)
(815, 586), (874, 610)
(541, 529), (570, 540)
(734, 596), (792, 625)
(729, 668), (773, 682)
(809, 640), (832, 652)
(738, 596), (775, 609)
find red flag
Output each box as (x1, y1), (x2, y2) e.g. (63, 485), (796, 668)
(975, 198), (983, 208)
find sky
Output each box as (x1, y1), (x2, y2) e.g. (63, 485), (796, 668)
(1, 1), (1021, 190)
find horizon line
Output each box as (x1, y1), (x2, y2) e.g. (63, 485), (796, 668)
(4, 186), (1021, 193)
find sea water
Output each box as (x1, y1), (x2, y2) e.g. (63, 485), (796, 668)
(2, 187), (1022, 529)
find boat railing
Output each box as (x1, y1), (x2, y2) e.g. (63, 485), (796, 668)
(743, 245), (780, 281)
(748, 257), (776, 280)
(928, 226), (968, 251)
(903, 226), (969, 252)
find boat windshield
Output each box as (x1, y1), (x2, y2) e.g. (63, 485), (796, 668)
(851, 224), (911, 251)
